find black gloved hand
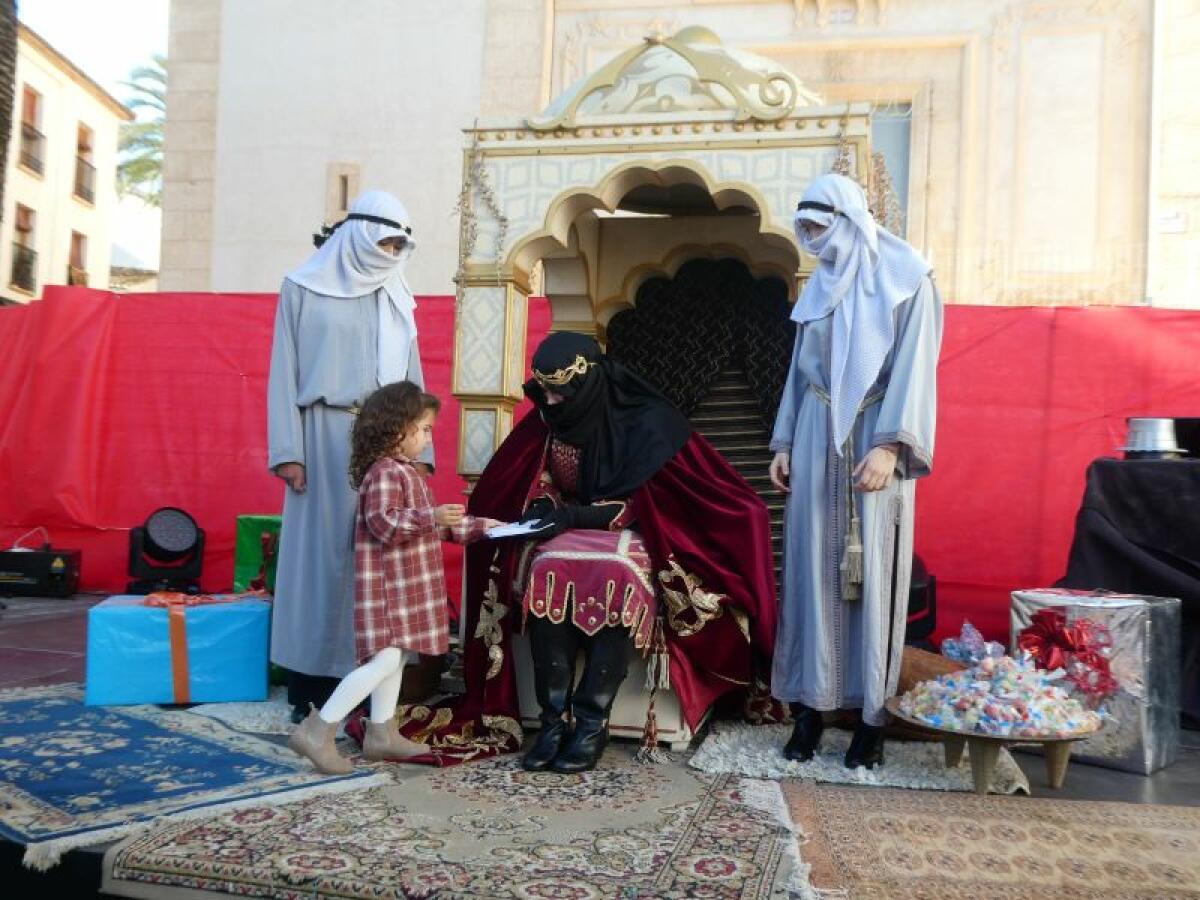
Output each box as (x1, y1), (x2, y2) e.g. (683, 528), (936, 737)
(518, 497), (555, 525)
(530, 506), (575, 540)
(530, 503), (621, 540)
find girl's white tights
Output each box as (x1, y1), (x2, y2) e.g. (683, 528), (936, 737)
(317, 647), (406, 725)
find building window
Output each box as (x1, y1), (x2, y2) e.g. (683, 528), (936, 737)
(68, 231), (89, 286)
(19, 85), (45, 175)
(11, 205), (37, 293)
(74, 124), (96, 204)
(870, 104), (912, 237)
(325, 163), (360, 223)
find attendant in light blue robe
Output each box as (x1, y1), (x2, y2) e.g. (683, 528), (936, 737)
(267, 191), (433, 720)
(768, 174), (943, 770)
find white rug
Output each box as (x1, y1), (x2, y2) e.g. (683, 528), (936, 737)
(689, 723), (1030, 795)
(187, 686), (350, 736)
(188, 688), (454, 739)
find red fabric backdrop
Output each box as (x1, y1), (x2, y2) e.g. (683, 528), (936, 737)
(918, 305), (1200, 639)
(2, 289), (1198, 642)
(0, 287), (550, 617)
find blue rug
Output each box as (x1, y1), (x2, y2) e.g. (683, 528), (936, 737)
(0, 684), (389, 869)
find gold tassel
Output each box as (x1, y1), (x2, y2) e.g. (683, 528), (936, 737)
(841, 430), (863, 602)
(644, 647), (658, 690)
(652, 616), (670, 689)
(635, 692), (669, 764)
(841, 511), (863, 601)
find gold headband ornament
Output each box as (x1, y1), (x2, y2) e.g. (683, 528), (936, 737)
(532, 354), (594, 387)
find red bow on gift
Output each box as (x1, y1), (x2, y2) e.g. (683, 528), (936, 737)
(1018, 609), (1118, 705)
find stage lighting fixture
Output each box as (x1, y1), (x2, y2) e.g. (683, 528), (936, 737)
(127, 507), (205, 594)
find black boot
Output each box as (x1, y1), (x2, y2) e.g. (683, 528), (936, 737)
(783, 702), (824, 761)
(551, 626), (629, 774)
(522, 618), (579, 771)
(844, 722), (885, 769)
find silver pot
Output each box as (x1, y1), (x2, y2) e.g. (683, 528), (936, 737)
(1120, 417), (1183, 458)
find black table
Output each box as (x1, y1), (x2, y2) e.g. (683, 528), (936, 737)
(1059, 458), (1200, 725)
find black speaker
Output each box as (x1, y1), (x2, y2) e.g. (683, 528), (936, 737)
(905, 553), (937, 649)
(127, 507), (205, 594)
(0, 548), (81, 597)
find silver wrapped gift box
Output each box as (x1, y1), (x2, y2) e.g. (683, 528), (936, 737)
(1010, 588), (1181, 775)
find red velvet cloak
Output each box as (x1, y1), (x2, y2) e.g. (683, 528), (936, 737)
(350, 412), (778, 765)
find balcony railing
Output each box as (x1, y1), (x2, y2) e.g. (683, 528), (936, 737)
(10, 243), (37, 293)
(74, 156), (96, 203)
(67, 265), (88, 286)
(19, 122), (45, 175)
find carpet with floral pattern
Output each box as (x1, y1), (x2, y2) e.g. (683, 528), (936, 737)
(0, 684), (386, 871)
(103, 745), (804, 899)
(784, 780), (1200, 899)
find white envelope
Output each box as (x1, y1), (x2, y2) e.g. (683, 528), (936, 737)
(485, 520), (553, 539)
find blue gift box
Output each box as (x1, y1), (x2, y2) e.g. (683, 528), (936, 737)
(85, 595), (270, 706)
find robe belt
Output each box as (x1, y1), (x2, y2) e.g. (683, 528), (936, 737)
(807, 384), (885, 413)
(311, 401), (361, 415)
(807, 384), (885, 601)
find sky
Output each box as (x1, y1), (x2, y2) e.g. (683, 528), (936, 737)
(18, 0), (170, 268)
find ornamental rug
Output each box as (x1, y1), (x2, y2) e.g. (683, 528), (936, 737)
(690, 723), (1030, 795)
(0, 684), (387, 870)
(784, 780), (1200, 899)
(103, 745), (806, 900)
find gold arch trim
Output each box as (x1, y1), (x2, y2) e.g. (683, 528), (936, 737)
(527, 28), (816, 132)
(504, 157), (800, 280)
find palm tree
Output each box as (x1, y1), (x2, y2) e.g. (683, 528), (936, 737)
(0, 1), (17, 219)
(117, 54), (165, 207)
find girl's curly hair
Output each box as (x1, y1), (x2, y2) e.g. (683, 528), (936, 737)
(348, 381), (440, 488)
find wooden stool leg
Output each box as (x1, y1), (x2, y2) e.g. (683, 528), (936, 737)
(943, 736), (966, 768)
(1043, 741), (1072, 789)
(967, 739), (1002, 795)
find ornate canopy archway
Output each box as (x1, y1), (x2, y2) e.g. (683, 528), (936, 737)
(452, 26), (870, 476)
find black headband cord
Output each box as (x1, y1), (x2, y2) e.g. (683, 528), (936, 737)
(312, 212), (414, 248)
(796, 200), (838, 215)
(345, 212), (412, 234)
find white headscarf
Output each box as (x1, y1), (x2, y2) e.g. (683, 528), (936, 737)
(287, 190), (418, 386)
(792, 173), (931, 453)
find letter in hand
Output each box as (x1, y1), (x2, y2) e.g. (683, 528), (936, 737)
(435, 504), (466, 527)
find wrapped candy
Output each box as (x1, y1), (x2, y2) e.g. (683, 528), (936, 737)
(940, 620), (1005, 666)
(898, 652), (1103, 739)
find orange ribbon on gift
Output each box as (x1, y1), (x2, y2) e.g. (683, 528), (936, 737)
(143, 591), (268, 703)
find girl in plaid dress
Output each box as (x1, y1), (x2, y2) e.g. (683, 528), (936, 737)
(289, 381), (498, 774)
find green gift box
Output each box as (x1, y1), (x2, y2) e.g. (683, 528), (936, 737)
(233, 514), (282, 593)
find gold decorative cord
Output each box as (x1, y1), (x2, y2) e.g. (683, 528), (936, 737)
(533, 354), (594, 387)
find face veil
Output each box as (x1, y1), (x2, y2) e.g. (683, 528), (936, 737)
(524, 332), (691, 502)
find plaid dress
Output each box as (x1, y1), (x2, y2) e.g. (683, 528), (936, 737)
(354, 456), (487, 660)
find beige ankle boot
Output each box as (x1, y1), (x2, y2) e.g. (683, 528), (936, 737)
(288, 707), (353, 775)
(363, 718), (430, 761)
